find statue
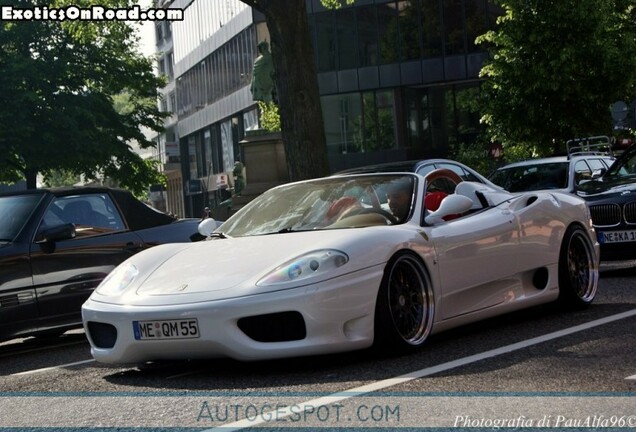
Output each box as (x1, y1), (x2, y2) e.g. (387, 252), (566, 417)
(250, 41), (275, 103)
(233, 161), (245, 196)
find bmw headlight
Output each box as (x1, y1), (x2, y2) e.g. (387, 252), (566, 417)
(96, 263), (139, 296)
(257, 249), (349, 286)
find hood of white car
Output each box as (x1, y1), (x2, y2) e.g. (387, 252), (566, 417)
(91, 226), (420, 306)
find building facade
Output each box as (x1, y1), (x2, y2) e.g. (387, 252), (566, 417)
(154, 0), (501, 217)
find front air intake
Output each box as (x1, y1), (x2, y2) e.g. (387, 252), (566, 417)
(238, 311), (306, 342)
(87, 321), (117, 348)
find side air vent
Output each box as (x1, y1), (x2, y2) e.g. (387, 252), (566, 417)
(526, 195), (538, 206)
(532, 267), (549, 290)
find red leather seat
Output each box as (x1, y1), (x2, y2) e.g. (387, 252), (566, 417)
(424, 191), (448, 212)
(425, 191), (461, 221)
(326, 196), (359, 219)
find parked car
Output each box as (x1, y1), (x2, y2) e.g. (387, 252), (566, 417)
(488, 138), (615, 193)
(577, 142), (636, 264)
(337, 158), (498, 187)
(82, 171), (598, 364)
(0, 186), (204, 342)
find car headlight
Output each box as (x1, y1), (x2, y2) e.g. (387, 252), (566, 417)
(96, 263), (139, 296)
(257, 249), (349, 286)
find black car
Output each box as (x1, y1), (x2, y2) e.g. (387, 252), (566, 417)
(0, 186), (203, 341)
(577, 143), (636, 264)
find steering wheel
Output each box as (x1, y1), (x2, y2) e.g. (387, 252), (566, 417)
(339, 206), (399, 225)
(424, 168), (463, 193)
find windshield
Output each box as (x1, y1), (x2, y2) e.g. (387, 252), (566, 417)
(0, 194), (45, 241)
(489, 162), (568, 192)
(219, 174), (416, 237)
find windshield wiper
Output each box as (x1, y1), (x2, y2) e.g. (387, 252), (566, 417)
(206, 232), (229, 239)
(260, 227), (313, 235)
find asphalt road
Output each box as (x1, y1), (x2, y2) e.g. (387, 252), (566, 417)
(0, 269), (634, 430)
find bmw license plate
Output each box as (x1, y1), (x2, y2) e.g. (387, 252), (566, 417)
(598, 230), (636, 244)
(133, 319), (199, 340)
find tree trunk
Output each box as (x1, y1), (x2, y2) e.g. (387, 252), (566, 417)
(252, 0), (330, 181)
(25, 168), (38, 190)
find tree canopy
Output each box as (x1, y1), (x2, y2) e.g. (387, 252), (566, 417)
(477, 0), (636, 156)
(0, 0), (167, 194)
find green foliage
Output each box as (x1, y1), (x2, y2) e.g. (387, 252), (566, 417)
(320, 0), (354, 9)
(0, 0), (167, 191)
(41, 169), (80, 187)
(477, 0), (636, 156)
(257, 101), (281, 132)
(450, 138), (499, 176)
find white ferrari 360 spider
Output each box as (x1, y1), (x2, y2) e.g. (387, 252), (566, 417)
(82, 170), (599, 364)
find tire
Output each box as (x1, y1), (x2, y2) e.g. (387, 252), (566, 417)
(558, 225), (599, 309)
(373, 252), (434, 353)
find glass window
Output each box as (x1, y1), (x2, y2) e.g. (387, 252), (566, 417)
(336, 9), (357, 69)
(421, 0), (442, 57)
(188, 135), (197, 179)
(574, 160), (593, 184)
(465, 0), (488, 53)
(377, 2), (400, 64)
(405, 90), (420, 149)
(51, 194), (125, 235)
(443, 0), (465, 55)
(398, 1), (421, 61)
(315, 12), (337, 72)
(243, 108), (259, 132)
(0, 194), (43, 241)
(220, 119), (235, 172)
(357, 6), (379, 66)
(376, 91), (397, 149)
(437, 162), (479, 182)
(490, 163), (569, 192)
(362, 92), (379, 151)
(220, 174), (417, 236)
(322, 93), (364, 154)
(428, 87), (447, 153)
(415, 163), (437, 177)
(204, 130), (213, 177)
(587, 158), (607, 171)
(454, 84), (482, 144)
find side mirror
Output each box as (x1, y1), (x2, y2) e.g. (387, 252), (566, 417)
(425, 195), (473, 225)
(198, 218), (217, 238)
(591, 168), (606, 179)
(34, 223), (76, 244)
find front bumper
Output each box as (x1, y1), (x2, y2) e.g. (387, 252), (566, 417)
(82, 265), (384, 363)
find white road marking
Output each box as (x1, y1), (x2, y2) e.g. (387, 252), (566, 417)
(10, 359), (95, 377)
(203, 308), (636, 432)
(627, 374), (636, 380)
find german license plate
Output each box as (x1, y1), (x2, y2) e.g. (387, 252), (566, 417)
(133, 319), (199, 340)
(599, 230), (636, 244)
